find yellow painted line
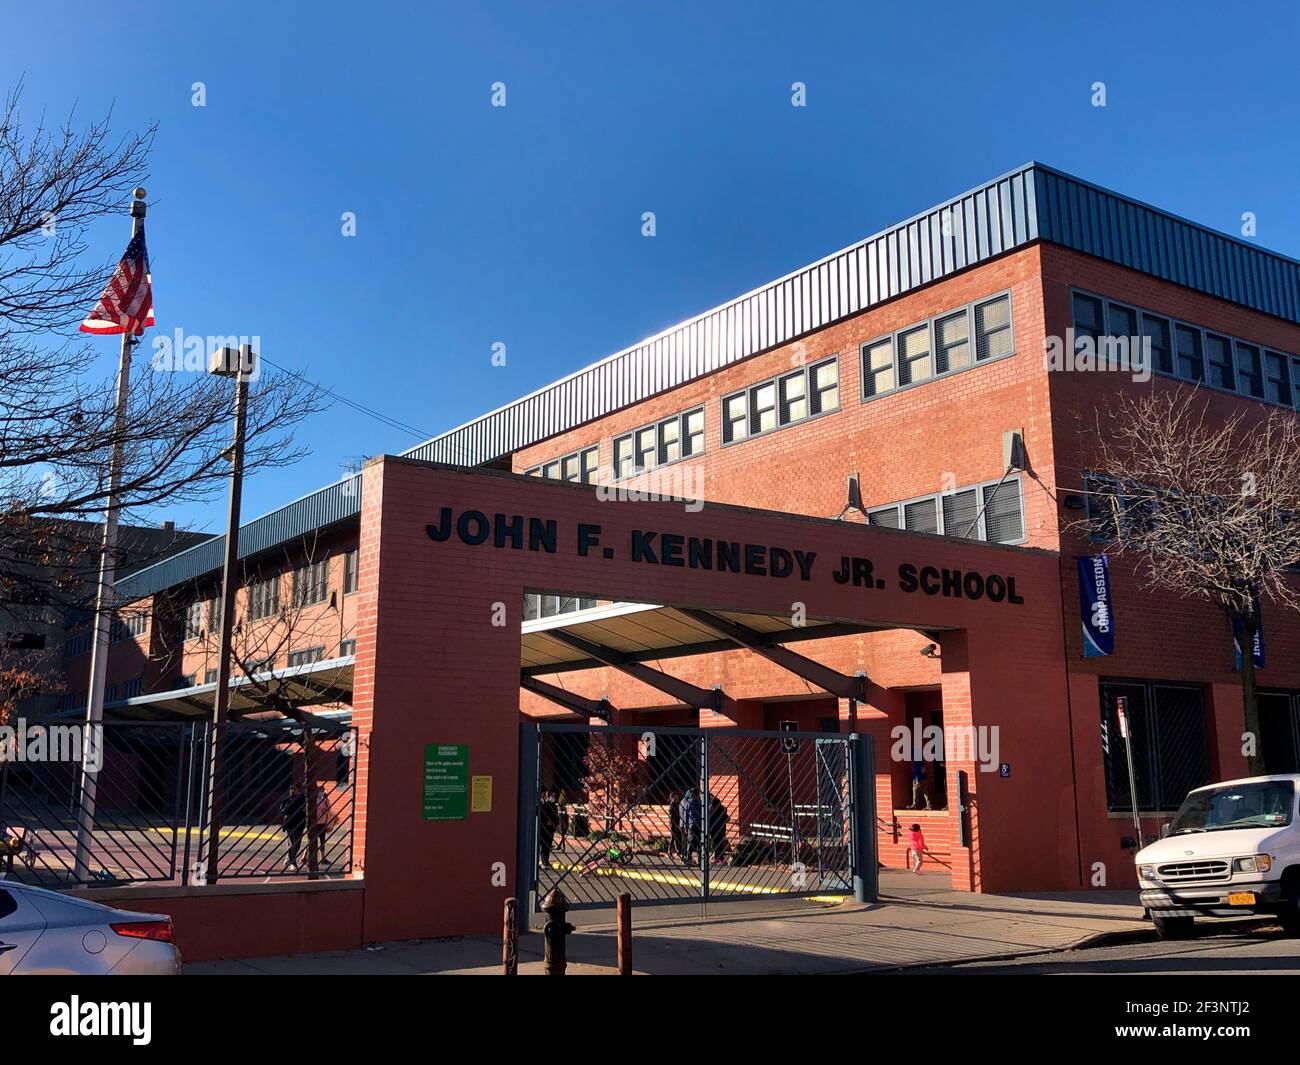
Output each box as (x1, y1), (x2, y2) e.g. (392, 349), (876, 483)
(545, 860), (845, 899)
(148, 826), (282, 842)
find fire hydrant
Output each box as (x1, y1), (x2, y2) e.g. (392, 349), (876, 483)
(540, 888), (574, 975)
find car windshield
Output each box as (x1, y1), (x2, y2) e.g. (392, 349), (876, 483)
(1169, 780), (1296, 835)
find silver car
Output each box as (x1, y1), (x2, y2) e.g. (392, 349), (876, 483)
(0, 880), (181, 974)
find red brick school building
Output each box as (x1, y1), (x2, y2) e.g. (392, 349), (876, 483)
(33, 162), (1300, 959)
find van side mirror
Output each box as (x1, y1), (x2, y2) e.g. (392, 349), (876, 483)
(1160, 823), (1172, 838)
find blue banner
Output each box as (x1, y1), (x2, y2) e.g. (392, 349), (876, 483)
(1231, 600), (1265, 670)
(1077, 555), (1114, 658)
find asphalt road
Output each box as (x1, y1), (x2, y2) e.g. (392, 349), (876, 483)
(910, 924), (1300, 974)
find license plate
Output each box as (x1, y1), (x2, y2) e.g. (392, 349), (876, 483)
(1228, 891), (1256, 906)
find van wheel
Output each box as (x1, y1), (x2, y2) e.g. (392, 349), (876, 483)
(1152, 913), (1194, 939)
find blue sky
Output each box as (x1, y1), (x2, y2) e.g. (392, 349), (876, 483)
(8, 1), (1300, 535)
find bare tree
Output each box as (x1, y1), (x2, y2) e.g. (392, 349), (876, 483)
(1072, 387), (1300, 775)
(0, 83), (325, 641)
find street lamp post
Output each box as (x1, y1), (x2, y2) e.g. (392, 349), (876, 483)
(202, 343), (254, 885)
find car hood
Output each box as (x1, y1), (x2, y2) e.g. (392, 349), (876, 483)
(1137, 826), (1285, 864)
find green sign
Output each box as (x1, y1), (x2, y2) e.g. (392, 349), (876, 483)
(423, 744), (469, 820)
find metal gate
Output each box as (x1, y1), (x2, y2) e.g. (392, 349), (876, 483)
(517, 723), (875, 911)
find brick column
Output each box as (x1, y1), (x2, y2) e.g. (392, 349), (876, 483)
(352, 457), (524, 940)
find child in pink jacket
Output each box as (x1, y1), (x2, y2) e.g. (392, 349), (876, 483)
(907, 823), (926, 873)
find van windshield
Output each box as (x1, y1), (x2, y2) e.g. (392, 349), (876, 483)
(1169, 780), (1295, 835)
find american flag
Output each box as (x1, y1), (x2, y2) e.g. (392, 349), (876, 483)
(80, 227), (155, 335)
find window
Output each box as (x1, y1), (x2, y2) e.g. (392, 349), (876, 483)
(941, 488), (980, 539)
(1174, 323), (1204, 382)
(292, 560), (329, 607)
(684, 408), (704, 456)
(207, 595), (224, 633)
(612, 407), (704, 478)
(862, 338), (895, 397)
(981, 480), (1024, 543)
(204, 669), (218, 685)
(343, 549), (359, 595)
(287, 646), (326, 668)
(935, 311), (970, 373)
(903, 498), (938, 535)
(750, 380), (777, 434)
(1142, 312), (1173, 376)
(613, 435), (634, 478)
(778, 370), (807, 424)
(635, 426), (656, 470)
(580, 446), (599, 483)
(1235, 341), (1263, 398)
(339, 638), (357, 658)
(1265, 351), (1291, 406)
(1204, 332), (1234, 390)
(974, 296), (1013, 361)
(656, 416), (681, 464)
(247, 576), (280, 620)
(863, 294), (1012, 402)
(110, 612), (148, 644)
(721, 357), (838, 445)
(62, 630), (92, 657)
(1100, 681), (1210, 811)
(897, 325), (931, 386)
(526, 445), (599, 484)
(1105, 302), (1138, 363)
(809, 358), (838, 413)
(867, 477), (1024, 544)
(722, 392), (748, 444)
(247, 655), (276, 674)
(184, 600), (204, 640)
(1072, 292), (1104, 351)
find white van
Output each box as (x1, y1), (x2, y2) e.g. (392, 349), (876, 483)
(1135, 774), (1300, 939)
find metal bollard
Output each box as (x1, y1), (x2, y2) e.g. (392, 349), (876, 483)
(540, 888), (574, 975)
(502, 897), (518, 976)
(617, 892), (632, 975)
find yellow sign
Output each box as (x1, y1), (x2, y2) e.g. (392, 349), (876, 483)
(471, 775), (493, 813)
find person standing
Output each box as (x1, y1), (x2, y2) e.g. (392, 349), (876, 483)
(280, 782), (306, 872)
(668, 790), (684, 861)
(538, 790), (561, 866)
(681, 787), (702, 865)
(707, 792), (729, 863)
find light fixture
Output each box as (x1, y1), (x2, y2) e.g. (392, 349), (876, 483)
(919, 643), (939, 659)
(1063, 494), (1086, 510)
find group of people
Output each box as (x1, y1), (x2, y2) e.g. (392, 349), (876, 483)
(279, 781), (334, 872)
(668, 787), (729, 865)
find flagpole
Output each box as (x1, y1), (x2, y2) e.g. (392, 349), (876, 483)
(73, 186), (148, 882)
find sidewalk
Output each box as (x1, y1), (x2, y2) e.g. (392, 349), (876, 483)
(186, 871), (1154, 975)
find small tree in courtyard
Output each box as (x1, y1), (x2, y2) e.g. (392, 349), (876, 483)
(1074, 387), (1300, 776)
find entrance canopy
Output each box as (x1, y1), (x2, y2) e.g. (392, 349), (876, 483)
(97, 655), (355, 722)
(521, 601), (888, 677)
(520, 601), (900, 716)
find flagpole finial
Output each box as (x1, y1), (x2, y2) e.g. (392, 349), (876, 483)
(131, 187), (147, 219)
